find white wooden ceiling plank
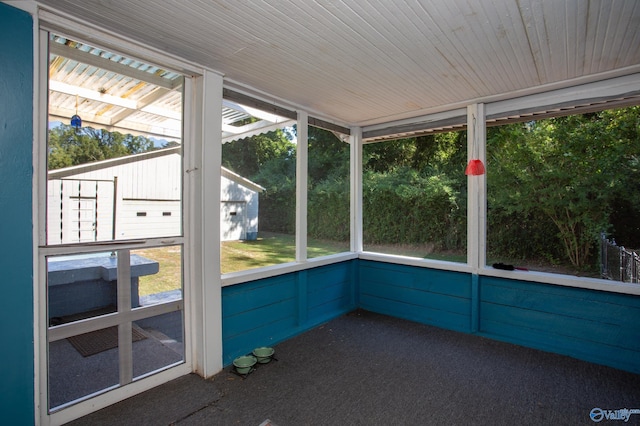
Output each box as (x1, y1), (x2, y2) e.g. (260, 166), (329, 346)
(42, 0), (640, 127)
(450, 2), (515, 93)
(597, 1), (640, 72)
(335, 1), (460, 107)
(53, 0), (420, 116)
(465, 1), (538, 93)
(475, 0), (540, 91)
(527, 0), (558, 81)
(582, 1), (607, 76)
(418, 2), (495, 96)
(518, 0), (554, 84)
(322, 2), (429, 84)
(214, 2), (408, 112)
(262, 0), (412, 92)
(200, 1), (353, 84)
(396, 3), (487, 105)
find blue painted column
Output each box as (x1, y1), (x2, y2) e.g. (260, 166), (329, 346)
(0, 3), (35, 424)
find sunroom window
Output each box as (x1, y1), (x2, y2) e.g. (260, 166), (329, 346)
(362, 130), (467, 263)
(486, 105), (640, 281)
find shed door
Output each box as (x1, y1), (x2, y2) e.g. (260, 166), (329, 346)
(70, 197), (97, 242)
(221, 202), (246, 241)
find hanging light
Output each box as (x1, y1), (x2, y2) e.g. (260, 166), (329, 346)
(465, 159), (485, 176)
(71, 94), (82, 129)
(465, 114), (485, 176)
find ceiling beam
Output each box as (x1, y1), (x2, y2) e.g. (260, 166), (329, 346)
(308, 117), (350, 135)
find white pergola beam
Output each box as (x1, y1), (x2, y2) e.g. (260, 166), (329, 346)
(221, 119), (296, 143)
(49, 80), (180, 122)
(49, 110), (181, 141)
(49, 41), (183, 90)
(222, 99), (289, 124)
(109, 86), (176, 125)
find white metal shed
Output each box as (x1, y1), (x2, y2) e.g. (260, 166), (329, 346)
(47, 145), (264, 243)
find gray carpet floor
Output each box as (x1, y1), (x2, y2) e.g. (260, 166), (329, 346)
(69, 310), (640, 425)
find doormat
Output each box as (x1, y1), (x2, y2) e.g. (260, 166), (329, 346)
(67, 326), (147, 357)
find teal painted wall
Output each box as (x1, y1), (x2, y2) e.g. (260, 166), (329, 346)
(356, 260), (640, 374)
(222, 261), (356, 365)
(0, 3), (34, 424)
(478, 276), (640, 374)
(358, 260), (473, 333)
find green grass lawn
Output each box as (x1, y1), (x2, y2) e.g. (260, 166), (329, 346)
(134, 246), (183, 296)
(137, 233), (466, 295)
(136, 233), (350, 295)
(222, 232), (350, 274)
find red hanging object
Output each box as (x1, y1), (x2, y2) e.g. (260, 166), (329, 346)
(465, 114), (485, 176)
(465, 159), (485, 176)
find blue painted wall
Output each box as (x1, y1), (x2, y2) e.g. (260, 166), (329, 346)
(358, 260), (473, 333)
(478, 276), (640, 374)
(222, 261), (356, 365)
(0, 3), (34, 424)
(356, 260), (640, 374)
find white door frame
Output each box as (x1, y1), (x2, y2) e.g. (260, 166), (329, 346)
(32, 12), (218, 423)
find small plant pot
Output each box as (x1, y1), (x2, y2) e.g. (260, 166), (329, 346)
(252, 347), (275, 363)
(233, 355), (257, 374)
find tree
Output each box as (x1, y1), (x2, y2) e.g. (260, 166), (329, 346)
(48, 124), (155, 169)
(307, 127), (350, 241)
(487, 107), (640, 268)
(362, 132), (467, 251)
(221, 129), (293, 178)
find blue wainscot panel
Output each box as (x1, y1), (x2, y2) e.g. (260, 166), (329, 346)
(307, 262), (355, 324)
(479, 276), (640, 374)
(222, 261), (356, 365)
(358, 260), (473, 333)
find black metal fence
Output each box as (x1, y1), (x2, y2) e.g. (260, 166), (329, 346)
(600, 233), (640, 284)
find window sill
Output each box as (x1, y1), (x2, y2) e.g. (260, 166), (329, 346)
(221, 252), (358, 287)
